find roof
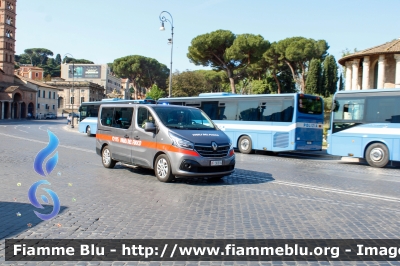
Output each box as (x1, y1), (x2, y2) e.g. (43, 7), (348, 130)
(338, 38), (400, 65)
(15, 75), (60, 90)
(0, 82), (37, 93)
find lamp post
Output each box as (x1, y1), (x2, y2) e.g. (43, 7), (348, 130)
(159, 11), (173, 98)
(64, 53), (75, 128)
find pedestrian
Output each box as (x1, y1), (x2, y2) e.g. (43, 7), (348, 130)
(67, 115), (71, 125)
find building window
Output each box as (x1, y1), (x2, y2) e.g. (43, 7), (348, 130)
(37, 103), (40, 109)
(53, 92), (55, 99)
(53, 105), (55, 110)
(48, 91), (51, 98)
(36, 73), (39, 77)
(43, 90), (45, 98)
(70, 97), (74, 104)
(38, 90), (40, 97)
(81, 97), (84, 103)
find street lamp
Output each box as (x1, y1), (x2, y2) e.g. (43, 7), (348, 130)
(159, 11), (174, 98)
(64, 53), (75, 128)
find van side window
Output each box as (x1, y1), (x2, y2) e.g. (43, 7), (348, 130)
(100, 107), (114, 127)
(113, 107), (133, 129)
(137, 107), (152, 128)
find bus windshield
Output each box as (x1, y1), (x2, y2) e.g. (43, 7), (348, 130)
(152, 107), (216, 130)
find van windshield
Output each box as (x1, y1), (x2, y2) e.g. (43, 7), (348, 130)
(152, 107), (216, 130)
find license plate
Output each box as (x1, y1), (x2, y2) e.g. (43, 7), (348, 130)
(211, 160), (222, 166)
(307, 141), (312, 144)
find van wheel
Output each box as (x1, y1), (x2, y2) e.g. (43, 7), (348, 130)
(102, 146), (116, 168)
(238, 136), (253, 154)
(365, 143), (389, 168)
(86, 126), (91, 136)
(155, 154), (175, 182)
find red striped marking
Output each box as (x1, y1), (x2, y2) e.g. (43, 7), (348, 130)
(96, 133), (199, 156)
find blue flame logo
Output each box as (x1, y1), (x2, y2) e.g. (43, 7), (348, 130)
(29, 130), (61, 220)
(28, 180), (60, 220)
(34, 130), (59, 176)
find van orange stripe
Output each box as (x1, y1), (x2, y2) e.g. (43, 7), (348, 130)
(96, 133), (199, 156)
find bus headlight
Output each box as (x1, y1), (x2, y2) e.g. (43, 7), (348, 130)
(169, 132), (194, 150)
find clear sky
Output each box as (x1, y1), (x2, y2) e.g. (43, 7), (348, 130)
(16, 0), (400, 72)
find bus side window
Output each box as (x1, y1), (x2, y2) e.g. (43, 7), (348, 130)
(343, 104), (351, 120)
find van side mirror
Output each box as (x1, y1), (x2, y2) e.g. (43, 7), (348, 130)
(144, 122), (156, 132)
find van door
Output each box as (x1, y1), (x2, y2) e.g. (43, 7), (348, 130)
(131, 106), (157, 168)
(106, 106), (134, 163)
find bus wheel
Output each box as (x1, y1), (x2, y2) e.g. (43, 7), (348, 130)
(366, 143), (389, 168)
(86, 126), (91, 136)
(102, 146), (116, 168)
(238, 136), (253, 154)
(155, 154), (175, 182)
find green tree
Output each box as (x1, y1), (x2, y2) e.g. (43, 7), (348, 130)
(55, 54), (62, 65)
(24, 48), (54, 66)
(187, 30), (236, 93)
(321, 55), (338, 97)
(305, 59), (321, 95)
(63, 56), (94, 64)
(113, 55), (168, 100)
(264, 42), (286, 94)
(146, 84), (165, 100)
(276, 37), (329, 93)
(187, 30), (269, 93)
(338, 73), (344, 91)
(171, 70), (208, 97)
(196, 70), (228, 92)
(250, 80), (269, 94)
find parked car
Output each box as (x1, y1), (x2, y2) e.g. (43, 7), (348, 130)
(45, 112), (57, 119)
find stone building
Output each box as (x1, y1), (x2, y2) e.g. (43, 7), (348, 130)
(339, 38), (400, 90)
(60, 64), (122, 95)
(15, 65), (45, 81)
(44, 81), (104, 114)
(17, 75), (61, 118)
(0, 76), (36, 119)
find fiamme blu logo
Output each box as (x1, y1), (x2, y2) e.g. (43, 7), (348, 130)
(28, 130), (60, 220)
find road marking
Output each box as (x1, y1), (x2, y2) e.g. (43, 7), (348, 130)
(0, 132), (95, 153)
(19, 130), (28, 133)
(38, 125), (47, 132)
(269, 180), (400, 203)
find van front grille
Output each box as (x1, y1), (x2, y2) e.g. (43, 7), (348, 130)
(194, 143), (230, 158)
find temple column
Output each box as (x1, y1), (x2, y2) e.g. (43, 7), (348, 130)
(394, 54), (400, 89)
(362, 56), (370, 90)
(377, 55), (386, 89)
(352, 59), (360, 90)
(345, 61), (352, 90)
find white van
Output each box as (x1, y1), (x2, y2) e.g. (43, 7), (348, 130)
(96, 104), (235, 182)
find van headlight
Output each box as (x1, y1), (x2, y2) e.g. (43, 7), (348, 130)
(169, 132), (194, 150)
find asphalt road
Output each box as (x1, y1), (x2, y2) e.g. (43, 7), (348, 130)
(1, 119), (400, 265)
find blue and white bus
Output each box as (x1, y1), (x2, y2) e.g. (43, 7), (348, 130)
(158, 93), (324, 154)
(78, 98), (156, 136)
(327, 88), (400, 167)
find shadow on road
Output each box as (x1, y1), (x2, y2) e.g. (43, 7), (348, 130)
(121, 164), (274, 186)
(0, 202), (68, 240)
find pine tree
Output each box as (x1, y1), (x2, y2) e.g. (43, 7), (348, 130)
(55, 54), (62, 65)
(322, 55), (338, 97)
(305, 59), (321, 95)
